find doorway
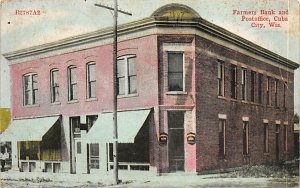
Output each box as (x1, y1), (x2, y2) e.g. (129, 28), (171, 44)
(168, 111), (185, 172)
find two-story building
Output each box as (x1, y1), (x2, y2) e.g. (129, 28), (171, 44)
(1, 4), (299, 175)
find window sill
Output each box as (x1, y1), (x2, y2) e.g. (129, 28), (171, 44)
(23, 104), (40, 108)
(67, 100), (79, 104)
(86, 98), (98, 102)
(166, 91), (187, 95)
(241, 100), (248, 104)
(263, 152), (270, 156)
(117, 93), (138, 99)
(51, 102), (61, 106)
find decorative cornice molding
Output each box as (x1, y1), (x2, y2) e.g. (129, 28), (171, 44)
(3, 16), (299, 70)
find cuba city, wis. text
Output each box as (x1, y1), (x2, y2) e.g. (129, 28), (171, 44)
(232, 9), (288, 29)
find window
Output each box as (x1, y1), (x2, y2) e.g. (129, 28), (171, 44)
(219, 119), (226, 158)
(284, 125), (287, 152)
(241, 69), (247, 100)
(87, 115), (98, 130)
(230, 65), (237, 99)
(264, 123), (269, 153)
(267, 77), (271, 105)
(217, 60), (225, 96)
(250, 71), (256, 102)
(274, 79), (278, 108)
(283, 82), (287, 108)
(243, 121), (249, 155)
(50, 69), (59, 103)
(68, 66), (77, 101)
(168, 53), (184, 91)
(258, 74), (263, 104)
(87, 63), (96, 99)
(23, 73), (38, 105)
(117, 55), (137, 95)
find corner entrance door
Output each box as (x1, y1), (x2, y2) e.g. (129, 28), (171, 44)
(168, 111), (185, 172)
(275, 124), (280, 161)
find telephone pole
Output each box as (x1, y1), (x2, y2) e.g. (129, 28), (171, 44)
(93, 0), (132, 185)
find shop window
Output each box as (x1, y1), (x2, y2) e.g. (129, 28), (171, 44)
(243, 121), (249, 155)
(23, 73), (38, 105)
(117, 55), (137, 95)
(19, 141), (40, 160)
(241, 68), (247, 101)
(219, 119), (226, 158)
(217, 60), (225, 96)
(50, 69), (59, 103)
(168, 53), (184, 92)
(87, 115), (98, 130)
(87, 62), (96, 99)
(230, 65), (237, 99)
(68, 66), (77, 101)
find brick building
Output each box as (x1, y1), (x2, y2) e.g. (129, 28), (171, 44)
(1, 4), (299, 175)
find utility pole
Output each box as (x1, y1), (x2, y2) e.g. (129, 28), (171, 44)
(93, 0), (132, 185)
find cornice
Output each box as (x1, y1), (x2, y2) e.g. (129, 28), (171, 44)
(2, 16), (299, 70)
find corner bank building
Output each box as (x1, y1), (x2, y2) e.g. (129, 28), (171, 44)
(2, 4), (299, 175)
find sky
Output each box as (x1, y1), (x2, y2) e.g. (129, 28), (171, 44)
(0, 0), (299, 112)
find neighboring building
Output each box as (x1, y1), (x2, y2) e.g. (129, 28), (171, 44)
(1, 4), (299, 175)
(294, 114), (300, 159)
(0, 108), (10, 133)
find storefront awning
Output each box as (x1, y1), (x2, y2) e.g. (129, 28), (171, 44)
(87, 109), (150, 143)
(0, 116), (60, 142)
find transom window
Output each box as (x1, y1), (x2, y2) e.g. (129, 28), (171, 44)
(23, 73), (38, 106)
(168, 52), (184, 91)
(68, 66), (77, 101)
(87, 63), (96, 99)
(50, 69), (59, 103)
(117, 55), (137, 95)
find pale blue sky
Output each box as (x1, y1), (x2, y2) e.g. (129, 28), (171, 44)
(0, 0), (299, 112)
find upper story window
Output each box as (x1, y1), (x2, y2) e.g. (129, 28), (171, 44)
(168, 52), (184, 92)
(250, 71), (256, 102)
(50, 69), (59, 103)
(283, 82), (287, 108)
(87, 63), (96, 99)
(230, 65), (237, 99)
(241, 68), (247, 101)
(258, 73), (263, 104)
(117, 55), (137, 95)
(23, 73), (38, 106)
(68, 66), (77, 101)
(217, 60), (225, 96)
(266, 76), (271, 105)
(274, 79), (278, 108)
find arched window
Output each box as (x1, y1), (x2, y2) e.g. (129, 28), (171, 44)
(50, 69), (59, 103)
(68, 66), (77, 101)
(23, 73), (38, 105)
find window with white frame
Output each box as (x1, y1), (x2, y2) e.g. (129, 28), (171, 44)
(68, 66), (77, 101)
(217, 60), (225, 96)
(87, 63), (96, 99)
(241, 68), (247, 100)
(50, 69), (59, 103)
(23, 73), (38, 105)
(168, 52), (184, 92)
(117, 55), (137, 95)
